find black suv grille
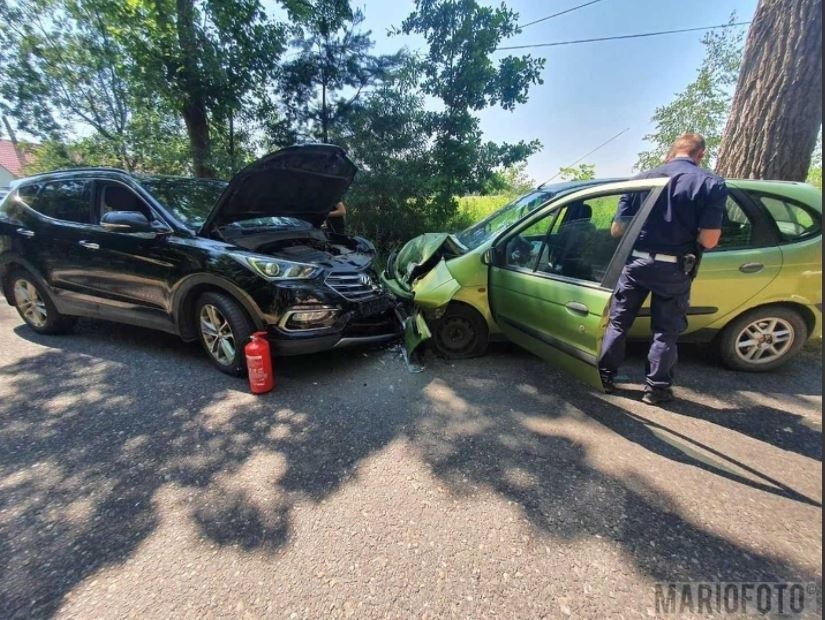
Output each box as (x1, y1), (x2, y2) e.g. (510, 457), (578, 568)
(326, 272), (382, 301)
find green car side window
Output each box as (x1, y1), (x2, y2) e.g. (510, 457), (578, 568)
(715, 197), (754, 250)
(755, 194), (821, 242)
(503, 191), (647, 284)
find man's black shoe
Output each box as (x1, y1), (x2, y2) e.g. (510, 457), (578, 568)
(642, 389), (674, 406)
(600, 374), (616, 394)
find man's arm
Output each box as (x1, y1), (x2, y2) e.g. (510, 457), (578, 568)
(611, 193), (638, 238)
(329, 201), (347, 218)
(697, 228), (721, 249)
(696, 179), (727, 250)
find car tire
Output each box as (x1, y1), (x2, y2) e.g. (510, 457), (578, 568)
(718, 306), (808, 372)
(432, 303), (489, 359)
(9, 268), (76, 335)
(195, 291), (255, 376)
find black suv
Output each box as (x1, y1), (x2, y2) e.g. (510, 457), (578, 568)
(0, 145), (399, 374)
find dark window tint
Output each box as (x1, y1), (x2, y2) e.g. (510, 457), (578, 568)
(505, 191), (646, 284)
(754, 194), (821, 242)
(30, 180), (93, 223)
(0, 184), (39, 222)
(98, 183), (153, 221)
(715, 197), (754, 250)
(17, 184), (41, 203)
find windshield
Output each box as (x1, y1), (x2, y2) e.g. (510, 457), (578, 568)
(141, 177), (228, 228)
(456, 190), (556, 249)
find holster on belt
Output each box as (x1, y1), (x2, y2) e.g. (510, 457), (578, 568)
(681, 243), (704, 279)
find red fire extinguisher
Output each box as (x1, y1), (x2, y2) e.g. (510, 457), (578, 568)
(245, 332), (275, 394)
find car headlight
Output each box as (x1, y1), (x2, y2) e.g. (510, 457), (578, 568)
(230, 253), (321, 281)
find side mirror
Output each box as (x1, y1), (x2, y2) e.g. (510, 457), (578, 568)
(101, 211), (154, 234)
(481, 248), (494, 265)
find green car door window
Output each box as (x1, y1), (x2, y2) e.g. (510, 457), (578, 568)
(715, 197), (754, 250)
(503, 192), (648, 285)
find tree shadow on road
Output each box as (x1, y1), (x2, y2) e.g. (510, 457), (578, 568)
(407, 360), (821, 586)
(0, 319), (415, 617)
(607, 341), (823, 462)
(0, 319), (820, 617)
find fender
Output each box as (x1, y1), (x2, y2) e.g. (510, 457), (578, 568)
(0, 254), (53, 307)
(171, 273), (267, 341)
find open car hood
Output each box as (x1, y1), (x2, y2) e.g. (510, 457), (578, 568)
(199, 144), (357, 233)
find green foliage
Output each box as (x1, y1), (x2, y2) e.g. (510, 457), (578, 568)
(450, 195), (512, 231)
(484, 162), (535, 195)
(273, 3), (402, 145)
(0, 0), (135, 161)
(0, 0), (293, 176)
(332, 78), (436, 252)
(807, 134), (823, 189)
(558, 163), (596, 181)
(3, 0), (546, 257)
(397, 0), (544, 225)
(636, 15), (744, 171)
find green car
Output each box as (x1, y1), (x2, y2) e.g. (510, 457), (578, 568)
(381, 178), (822, 389)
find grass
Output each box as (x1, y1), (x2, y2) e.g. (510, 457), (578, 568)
(451, 194), (513, 231)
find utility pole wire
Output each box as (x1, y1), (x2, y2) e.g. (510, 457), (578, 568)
(539, 127), (630, 187)
(499, 21), (751, 51)
(518, 0), (608, 30)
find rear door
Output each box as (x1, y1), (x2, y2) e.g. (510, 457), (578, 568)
(628, 188), (783, 337)
(11, 179), (98, 297)
(487, 179), (668, 390)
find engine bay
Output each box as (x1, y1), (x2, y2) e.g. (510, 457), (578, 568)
(219, 225), (376, 272)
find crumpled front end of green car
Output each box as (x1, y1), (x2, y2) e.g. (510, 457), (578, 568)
(380, 233), (474, 358)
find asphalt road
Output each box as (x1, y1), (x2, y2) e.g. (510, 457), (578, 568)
(0, 304), (821, 618)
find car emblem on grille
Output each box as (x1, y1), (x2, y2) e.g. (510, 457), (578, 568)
(359, 272), (374, 287)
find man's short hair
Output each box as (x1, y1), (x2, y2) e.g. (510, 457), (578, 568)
(669, 133), (706, 158)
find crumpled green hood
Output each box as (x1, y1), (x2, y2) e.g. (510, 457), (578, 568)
(393, 233), (466, 289)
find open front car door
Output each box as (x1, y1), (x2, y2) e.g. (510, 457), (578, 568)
(487, 179), (669, 391)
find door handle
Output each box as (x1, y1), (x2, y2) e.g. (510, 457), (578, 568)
(565, 302), (589, 316)
(739, 262), (764, 274)
(78, 240), (100, 250)
(16, 228), (35, 238)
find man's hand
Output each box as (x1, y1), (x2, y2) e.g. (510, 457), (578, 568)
(329, 201), (347, 218)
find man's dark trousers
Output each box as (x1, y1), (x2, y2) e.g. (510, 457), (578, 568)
(599, 256), (691, 392)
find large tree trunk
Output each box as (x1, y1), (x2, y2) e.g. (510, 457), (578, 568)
(715, 0), (822, 181)
(176, 0), (216, 178)
(181, 101), (215, 178)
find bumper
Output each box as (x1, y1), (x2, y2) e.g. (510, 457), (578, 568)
(379, 271), (414, 301)
(265, 305), (401, 356)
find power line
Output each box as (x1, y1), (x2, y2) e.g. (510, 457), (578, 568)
(519, 0), (609, 30)
(499, 21), (751, 51)
(539, 127), (630, 187)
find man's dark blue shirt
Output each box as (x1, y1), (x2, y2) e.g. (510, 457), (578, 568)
(615, 157), (727, 255)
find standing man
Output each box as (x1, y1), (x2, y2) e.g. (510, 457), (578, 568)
(599, 133), (727, 405)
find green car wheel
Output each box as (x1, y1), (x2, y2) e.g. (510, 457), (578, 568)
(718, 306), (808, 372)
(433, 303), (489, 359)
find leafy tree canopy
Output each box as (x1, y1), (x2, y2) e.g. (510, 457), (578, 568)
(636, 15), (744, 171)
(558, 163), (596, 182)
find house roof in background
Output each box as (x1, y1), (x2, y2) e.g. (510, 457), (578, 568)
(0, 139), (29, 177)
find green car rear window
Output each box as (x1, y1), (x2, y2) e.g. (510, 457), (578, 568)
(751, 193), (821, 242)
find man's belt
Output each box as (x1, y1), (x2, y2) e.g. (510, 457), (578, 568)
(631, 249), (679, 264)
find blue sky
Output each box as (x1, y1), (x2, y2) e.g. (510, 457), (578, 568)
(357, 0), (758, 181)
